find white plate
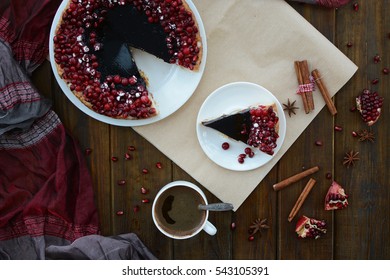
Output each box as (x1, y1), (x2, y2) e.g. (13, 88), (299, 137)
(49, 0), (207, 126)
(196, 82), (286, 171)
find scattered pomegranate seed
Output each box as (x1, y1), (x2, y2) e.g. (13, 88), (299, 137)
(238, 157), (245, 164)
(141, 187), (148, 194)
(248, 235), (255, 241)
(248, 151), (255, 158)
(350, 106), (357, 112)
(124, 153), (132, 160)
(244, 147), (252, 155)
(142, 199), (150, 204)
(85, 148), (92, 156)
(326, 173), (332, 180)
(231, 222), (236, 230)
(346, 42), (353, 48)
(315, 140), (323, 146)
(133, 205), (140, 213)
(352, 131), (358, 137)
(117, 179), (126, 186)
(352, 2), (359, 11)
(334, 125), (343, 132)
(373, 54), (381, 64)
(116, 210), (124, 216)
(128, 145), (136, 151)
(371, 78), (379, 85)
(111, 156), (118, 162)
(383, 68), (389, 75)
(142, 168), (149, 174)
(221, 142), (230, 150)
(155, 162), (162, 169)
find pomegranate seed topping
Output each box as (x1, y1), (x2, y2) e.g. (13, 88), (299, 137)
(141, 187), (148, 194)
(85, 148), (92, 155)
(155, 162), (162, 169)
(334, 125), (343, 132)
(133, 205), (140, 213)
(111, 156), (118, 162)
(315, 140), (323, 146)
(116, 210), (124, 216)
(142, 168), (149, 174)
(113, 75), (121, 84)
(117, 179), (126, 186)
(142, 199), (150, 204)
(221, 142), (230, 150)
(383, 67), (389, 75)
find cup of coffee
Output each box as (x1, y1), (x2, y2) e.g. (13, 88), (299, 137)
(152, 180), (217, 239)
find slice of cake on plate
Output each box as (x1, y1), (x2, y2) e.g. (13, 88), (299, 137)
(202, 104), (279, 155)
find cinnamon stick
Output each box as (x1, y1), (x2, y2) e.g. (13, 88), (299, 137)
(300, 60), (315, 111)
(294, 61), (310, 114)
(273, 166), (319, 191)
(288, 178), (316, 222)
(311, 69), (337, 116)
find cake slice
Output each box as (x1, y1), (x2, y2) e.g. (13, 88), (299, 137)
(202, 104), (279, 155)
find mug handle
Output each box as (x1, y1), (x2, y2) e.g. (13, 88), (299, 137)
(203, 220), (217, 236)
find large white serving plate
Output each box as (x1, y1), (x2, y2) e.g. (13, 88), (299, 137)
(196, 82), (286, 171)
(49, 0), (207, 126)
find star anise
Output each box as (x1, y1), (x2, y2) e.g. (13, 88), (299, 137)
(283, 99), (299, 117)
(357, 129), (375, 142)
(249, 218), (270, 236)
(343, 150), (359, 168)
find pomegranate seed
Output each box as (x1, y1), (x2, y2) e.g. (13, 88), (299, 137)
(352, 131), (358, 137)
(111, 156), (118, 162)
(383, 68), (389, 75)
(314, 140), (323, 146)
(326, 173), (332, 180)
(346, 42), (353, 48)
(155, 162), (162, 169)
(142, 168), (149, 174)
(113, 75), (121, 83)
(350, 106), (357, 112)
(231, 222), (236, 230)
(248, 235), (255, 241)
(248, 151), (255, 158)
(128, 145), (136, 151)
(116, 210), (124, 216)
(352, 2), (359, 11)
(141, 187), (148, 194)
(85, 148), (92, 155)
(334, 125), (343, 132)
(142, 199), (150, 204)
(133, 205), (140, 213)
(124, 153), (132, 160)
(371, 78), (379, 85)
(117, 179), (126, 186)
(221, 142), (230, 150)
(373, 54), (381, 63)
(244, 147), (252, 155)
(238, 157), (245, 164)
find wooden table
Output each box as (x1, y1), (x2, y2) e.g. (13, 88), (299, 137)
(32, 1), (389, 259)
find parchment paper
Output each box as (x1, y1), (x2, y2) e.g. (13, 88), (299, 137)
(134, 0), (358, 210)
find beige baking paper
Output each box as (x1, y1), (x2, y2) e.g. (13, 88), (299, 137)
(134, 0), (358, 210)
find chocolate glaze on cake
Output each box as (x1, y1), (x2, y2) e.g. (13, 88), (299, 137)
(53, 0), (202, 120)
(202, 105), (280, 155)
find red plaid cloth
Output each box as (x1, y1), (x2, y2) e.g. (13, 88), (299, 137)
(0, 0), (99, 259)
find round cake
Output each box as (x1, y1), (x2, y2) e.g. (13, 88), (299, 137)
(53, 0), (203, 119)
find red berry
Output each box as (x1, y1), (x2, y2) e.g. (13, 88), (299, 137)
(221, 142), (230, 150)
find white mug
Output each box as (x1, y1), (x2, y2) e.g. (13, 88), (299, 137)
(152, 180), (217, 239)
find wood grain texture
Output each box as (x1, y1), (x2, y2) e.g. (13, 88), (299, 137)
(30, 0), (389, 260)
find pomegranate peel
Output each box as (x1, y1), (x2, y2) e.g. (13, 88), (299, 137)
(325, 181), (348, 210)
(295, 215), (327, 239)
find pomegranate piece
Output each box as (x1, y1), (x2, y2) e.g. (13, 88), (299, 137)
(295, 215), (327, 239)
(221, 142), (230, 150)
(356, 89), (384, 126)
(325, 181), (349, 210)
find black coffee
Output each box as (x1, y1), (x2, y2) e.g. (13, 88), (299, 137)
(154, 186), (206, 237)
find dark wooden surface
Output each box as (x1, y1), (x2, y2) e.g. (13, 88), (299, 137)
(31, 1), (389, 259)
